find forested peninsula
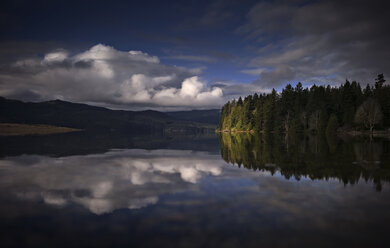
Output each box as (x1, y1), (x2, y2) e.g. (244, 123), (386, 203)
(218, 74), (390, 135)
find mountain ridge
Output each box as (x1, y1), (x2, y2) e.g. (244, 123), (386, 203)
(0, 97), (218, 135)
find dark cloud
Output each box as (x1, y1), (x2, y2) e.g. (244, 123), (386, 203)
(210, 80), (270, 100)
(256, 65), (296, 87)
(175, 0), (239, 30)
(210, 51), (235, 61)
(3, 89), (43, 102)
(197, 0), (236, 27)
(239, 0), (390, 87)
(0, 40), (63, 65)
(164, 55), (217, 63)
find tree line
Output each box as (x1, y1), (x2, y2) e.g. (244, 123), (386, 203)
(219, 133), (390, 191)
(218, 74), (389, 134)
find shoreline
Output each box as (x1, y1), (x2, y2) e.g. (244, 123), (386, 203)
(0, 123), (82, 136)
(216, 128), (390, 138)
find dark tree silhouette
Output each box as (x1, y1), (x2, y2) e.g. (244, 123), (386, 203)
(219, 74), (389, 134)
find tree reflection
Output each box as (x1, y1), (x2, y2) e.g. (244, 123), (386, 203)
(219, 133), (390, 191)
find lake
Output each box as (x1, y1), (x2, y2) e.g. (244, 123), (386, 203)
(0, 132), (389, 247)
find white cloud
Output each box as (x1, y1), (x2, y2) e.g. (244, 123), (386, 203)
(117, 74), (224, 107)
(180, 76), (204, 97)
(0, 44), (225, 110)
(43, 51), (68, 62)
(42, 193), (68, 206)
(75, 44), (160, 63)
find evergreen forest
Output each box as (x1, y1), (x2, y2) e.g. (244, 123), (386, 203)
(218, 74), (390, 135)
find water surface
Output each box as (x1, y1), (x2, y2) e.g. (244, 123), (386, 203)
(0, 133), (389, 247)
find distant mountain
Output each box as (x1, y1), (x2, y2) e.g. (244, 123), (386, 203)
(166, 109), (220, 125)
(0, 97), (215, 135)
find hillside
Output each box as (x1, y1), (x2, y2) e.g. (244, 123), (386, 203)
(0, 97), (214, 135)
(166, 109), (220, 125)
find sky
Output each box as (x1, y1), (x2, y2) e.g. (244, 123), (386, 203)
(0, 0), (389, 111)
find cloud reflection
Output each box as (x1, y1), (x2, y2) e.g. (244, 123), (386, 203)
(0, 149), (224, 214)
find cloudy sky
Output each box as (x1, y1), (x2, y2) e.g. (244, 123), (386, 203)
(0, 0), (389, 110)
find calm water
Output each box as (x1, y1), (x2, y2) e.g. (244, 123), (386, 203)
(0, 133), (389, 247)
